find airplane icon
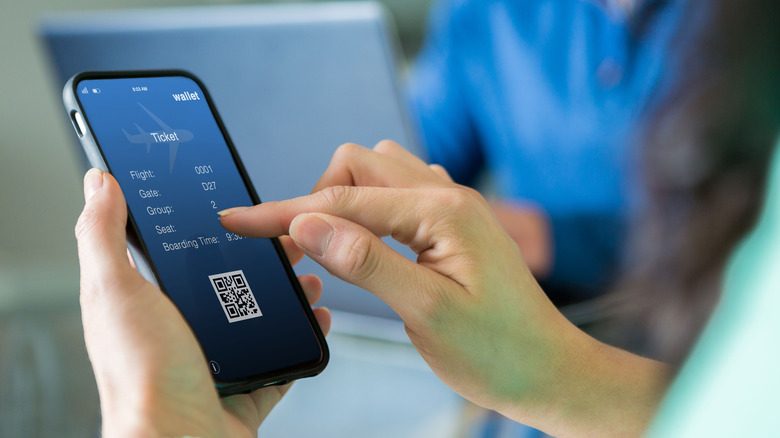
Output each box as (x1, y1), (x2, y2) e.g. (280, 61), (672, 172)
(122, 102), (194, 172)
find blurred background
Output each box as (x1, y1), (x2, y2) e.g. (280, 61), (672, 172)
(0, 1), (474, 437)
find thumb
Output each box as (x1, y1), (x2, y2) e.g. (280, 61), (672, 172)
(288, 213), (449, 319)
(75, 169), (135, 293)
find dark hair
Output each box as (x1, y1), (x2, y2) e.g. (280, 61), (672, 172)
(614, 0), (780, 364)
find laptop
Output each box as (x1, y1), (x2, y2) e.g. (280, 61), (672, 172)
(39, 2), (421, 326)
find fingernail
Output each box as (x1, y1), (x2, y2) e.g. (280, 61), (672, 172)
(217, 206), (249, 217)
(291, 214), (334, 257)
(84, 168), (103, 201)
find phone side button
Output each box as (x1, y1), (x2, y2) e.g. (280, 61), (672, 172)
(70, 110), (86, 137)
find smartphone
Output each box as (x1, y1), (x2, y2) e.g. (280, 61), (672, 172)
(63, 70), (328, 395)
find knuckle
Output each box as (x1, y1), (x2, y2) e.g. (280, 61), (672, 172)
(373, 139), (398, 152)
(342, 232), (380, 282)
(458, 185), (490, 207)
(440, 188), (478, 214)
(318, 185), (353, 211)
(334, 143), (363, 161)
(429, 163), (445, 174)
(428, 188), (488, 237)
(463, 186), (485, 201)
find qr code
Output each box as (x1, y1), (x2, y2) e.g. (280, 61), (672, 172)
(208, 270), (263, 323)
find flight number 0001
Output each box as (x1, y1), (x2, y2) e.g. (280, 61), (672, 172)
(194, 165), (214, 175)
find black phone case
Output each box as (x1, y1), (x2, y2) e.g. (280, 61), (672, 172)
(63, 69), (328, 396)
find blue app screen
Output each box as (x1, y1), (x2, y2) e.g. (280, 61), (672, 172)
(77, 75), (322, 382)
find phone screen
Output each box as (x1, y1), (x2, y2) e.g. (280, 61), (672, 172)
(75, 75), (323, 383)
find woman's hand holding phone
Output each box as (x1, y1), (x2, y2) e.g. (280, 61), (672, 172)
(76, 169), (331, 438)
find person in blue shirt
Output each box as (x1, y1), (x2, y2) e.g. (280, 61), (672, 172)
(407, 0), (680, 301)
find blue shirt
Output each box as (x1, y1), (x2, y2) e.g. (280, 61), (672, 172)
(407, 0), (681, 296)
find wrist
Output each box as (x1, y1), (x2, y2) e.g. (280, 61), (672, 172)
(493, 320), (671, 437)
(487, 315), (589, 429)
